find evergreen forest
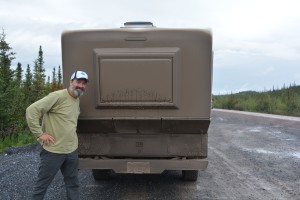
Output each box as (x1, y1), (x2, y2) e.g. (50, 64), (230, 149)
(213, 84), (300, 117)
(0, 30), (63, 152)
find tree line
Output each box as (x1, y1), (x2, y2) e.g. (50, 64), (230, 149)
(0, 30), (63, 150)
(213, 84), (300, 117)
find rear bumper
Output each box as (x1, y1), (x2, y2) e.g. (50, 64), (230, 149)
(79, 158), (208, 174)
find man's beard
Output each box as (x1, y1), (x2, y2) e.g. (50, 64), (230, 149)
(69, 85), (85, 97)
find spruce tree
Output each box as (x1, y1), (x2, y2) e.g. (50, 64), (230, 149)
(0, 29), (15, 133)
(9, 62), (26, 132)
(51, 67), (57, 91)
(0, 29), (15, 93)
(15, 62), (22, 87)
(23, 64), (33, 105)
(32, 45), (46, 101)
(57, 65), (63, 89)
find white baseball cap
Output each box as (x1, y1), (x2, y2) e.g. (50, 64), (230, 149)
(70, 71), (88, 82)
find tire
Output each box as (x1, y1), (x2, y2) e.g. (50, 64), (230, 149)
(92, 169), (112, 180)
(182, 170), (198, 181)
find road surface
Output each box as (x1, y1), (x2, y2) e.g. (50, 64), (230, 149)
(0, 109), (299, 199)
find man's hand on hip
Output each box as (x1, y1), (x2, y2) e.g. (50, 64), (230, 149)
(39, 133), (56, 145)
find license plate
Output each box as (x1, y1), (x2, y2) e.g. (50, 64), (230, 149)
(127, 162), (150, 173)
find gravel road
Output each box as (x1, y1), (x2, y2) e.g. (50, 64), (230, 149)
(1, 109), (299, 200)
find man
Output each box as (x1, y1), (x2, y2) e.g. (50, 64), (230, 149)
(26, 70), (88, 200)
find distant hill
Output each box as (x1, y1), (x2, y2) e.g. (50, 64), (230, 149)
(213, 85), (300, 117)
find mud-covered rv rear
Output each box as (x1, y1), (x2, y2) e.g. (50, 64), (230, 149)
(62, 22), (213, 181)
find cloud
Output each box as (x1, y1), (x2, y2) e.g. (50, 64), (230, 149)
(1, 0), (300, 93)
(261, 66), (275, 75)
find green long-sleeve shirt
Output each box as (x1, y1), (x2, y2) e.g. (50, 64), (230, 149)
(26, 89), (80, 154)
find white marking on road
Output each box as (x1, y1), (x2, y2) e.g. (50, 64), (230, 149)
(243, 148), (300, 159)
(289, 152), (300, 159)
(243, 148), (276, 155)
(214, 109), (300, 121)
(249, 129), (261, 133)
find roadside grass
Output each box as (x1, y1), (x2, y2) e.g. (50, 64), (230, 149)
(213, 85), (300, 117)
(0, 131), (35, 153)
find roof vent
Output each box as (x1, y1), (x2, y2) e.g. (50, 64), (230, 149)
(122, 21), (155, 28)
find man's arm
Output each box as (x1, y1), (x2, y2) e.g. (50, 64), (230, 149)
(26, 92), (59, 139)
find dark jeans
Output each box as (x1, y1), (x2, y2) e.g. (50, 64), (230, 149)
(32, 148), (79, 200)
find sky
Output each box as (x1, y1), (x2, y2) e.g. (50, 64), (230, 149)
(1, 0), (300, 94)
